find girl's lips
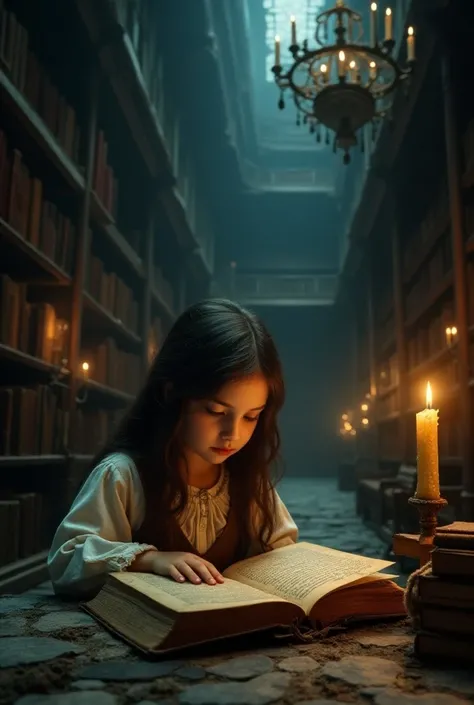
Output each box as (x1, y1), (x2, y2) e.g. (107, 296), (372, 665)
(210, 447), (234, 455)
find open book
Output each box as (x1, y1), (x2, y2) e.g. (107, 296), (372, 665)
(83, 542), (406, 655)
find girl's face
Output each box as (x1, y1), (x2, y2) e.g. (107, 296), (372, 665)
(180, 373), (269, 468)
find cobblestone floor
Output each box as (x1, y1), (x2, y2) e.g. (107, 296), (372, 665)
(1, 478), (473, 705)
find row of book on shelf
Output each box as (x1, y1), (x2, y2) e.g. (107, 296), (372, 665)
(0, 0), (121, 222)
(0, 130), (76, 273)
(0, 4), (83, 166)
(0, 491), (44, 567)
(412, 521), (474, 665)
(0, 387), (133, 458)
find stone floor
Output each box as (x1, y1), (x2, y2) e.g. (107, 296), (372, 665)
(1, 478), (473, 705)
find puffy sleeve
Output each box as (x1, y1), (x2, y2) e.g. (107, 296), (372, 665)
(249, 488), (299, 556)
(47, 453), (155, 597)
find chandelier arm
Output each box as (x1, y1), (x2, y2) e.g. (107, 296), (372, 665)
(275, 43), (412, 101)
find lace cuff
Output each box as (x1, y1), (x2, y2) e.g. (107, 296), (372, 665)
(108, 543), (156, 571)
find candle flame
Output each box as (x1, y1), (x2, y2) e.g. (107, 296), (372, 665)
(408, 26), (414, 36)
(339, 50), (345, 62)
(426, 381), (432, 409)
(82, 361), (89, 372)
(275, 34), (280, 42)
(320, 63), (327, 72)
(349, 60), (356, 69)
(386, 7), (392, 15)
(290, 14), (295, 22)
(371, 2), (377, 10)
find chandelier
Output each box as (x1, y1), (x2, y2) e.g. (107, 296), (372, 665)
(272, 1), (416, 164)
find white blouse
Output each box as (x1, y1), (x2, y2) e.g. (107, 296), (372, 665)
(47, 452), (298, 597)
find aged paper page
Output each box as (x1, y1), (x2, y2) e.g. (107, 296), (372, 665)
(223, 542), (394, 614)
(112, 572), (290, 613)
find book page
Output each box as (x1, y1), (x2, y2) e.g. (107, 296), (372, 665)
(223, 542), (394, 614)
(111, 572), (290, 613)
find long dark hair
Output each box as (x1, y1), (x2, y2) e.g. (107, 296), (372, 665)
(91, 298), (285, 551)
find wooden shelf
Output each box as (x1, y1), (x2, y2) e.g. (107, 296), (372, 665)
(78, 0), (174, 180)
(0, 218), (72, 284)
(85, 379), (134, 405)
(0, 549), (49, 594)
(90, 193), (143, 278)
(0, 343), (68, 378)
(377, 383), (399, 400)
(403, 216), (450, 286)
(0, 70), (85, 194)
(0, 454), (66, 468)
(377, 411), (401, 423)
(82, 292), (142, 348)
(151, 287), (175, 323)
(408, 345), (454, 379)
(404, 272), (453, 329)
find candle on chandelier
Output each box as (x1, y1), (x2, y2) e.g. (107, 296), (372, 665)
(320, 62), (328, 83)
(274, 35), (281, 66)
(385, 8), (393, 41)
(369, 60), (377, 80)
(407, 26), (415, 61)
(349, 59), (357, 82)
(338, 50), (346, 79)
(415, 382), (440, 501)
(290, 15), (297, 45)
(370, 2), (378, 45)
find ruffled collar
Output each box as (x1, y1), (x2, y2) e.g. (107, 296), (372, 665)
(187, 466), (229, 498)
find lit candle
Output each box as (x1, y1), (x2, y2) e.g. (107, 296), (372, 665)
(320, 62), (328, 82)
(370, 2), (378, 45)
(407, 26), (415, 61)
(369, 60), (377, 80)
(81, 361), (89, 381)
(415, 382), (440, 500)
(275, 35), (281, 66)
(338, 50), (346, 79)
(349, 59), (357, 82)
(290, 15), (297, 45)
(385, 8), (393, 41)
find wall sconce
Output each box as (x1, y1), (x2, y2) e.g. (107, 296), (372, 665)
(76, 360), (90, 404)
(445, 326), (457, 348)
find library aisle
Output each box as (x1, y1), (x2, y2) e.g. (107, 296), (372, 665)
(1, 479), (473, 705)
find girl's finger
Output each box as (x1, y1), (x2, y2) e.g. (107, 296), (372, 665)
(187, 558), (216, 585)
(169, 565), (185, 583)
(203, 561), (224, 583)
(177, 561), (202, 584)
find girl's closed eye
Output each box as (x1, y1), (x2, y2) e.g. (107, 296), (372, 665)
(206, 406), (224, 417)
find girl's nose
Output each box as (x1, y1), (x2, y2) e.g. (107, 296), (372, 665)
(220, 418), (240, 441)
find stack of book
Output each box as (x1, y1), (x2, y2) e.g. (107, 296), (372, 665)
(414, 521), (474, 665)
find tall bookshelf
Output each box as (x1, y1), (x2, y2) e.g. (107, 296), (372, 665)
(0, 0), (214, 592)
(340, 6), (474, 520)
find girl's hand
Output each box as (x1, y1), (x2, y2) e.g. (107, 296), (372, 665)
(151, 551), (225, 585)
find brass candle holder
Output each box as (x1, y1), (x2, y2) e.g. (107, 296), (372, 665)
(408, 495), (448, 566)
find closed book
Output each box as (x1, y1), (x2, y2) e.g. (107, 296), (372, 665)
(433, 522), (474, 550)
(415, 630), (474, 666)
(431, 547), (474, 578)
(419, 571), (474, 609)
(419, 603), (474, 638)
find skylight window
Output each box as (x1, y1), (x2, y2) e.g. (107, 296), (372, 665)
(263, 0), (325, 81)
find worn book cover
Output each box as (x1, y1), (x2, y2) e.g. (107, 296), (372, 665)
(83, 542), (406, 655)
(431, 547), (474, 578)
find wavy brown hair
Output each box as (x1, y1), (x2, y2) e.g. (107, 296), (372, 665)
(89, 298), (285, 553)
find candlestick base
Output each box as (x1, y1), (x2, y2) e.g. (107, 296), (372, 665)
(409, 495), (448, 566)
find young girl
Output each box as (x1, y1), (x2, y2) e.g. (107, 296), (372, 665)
(48, 298), (298, 597)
